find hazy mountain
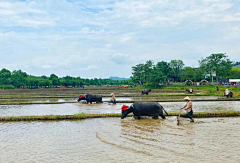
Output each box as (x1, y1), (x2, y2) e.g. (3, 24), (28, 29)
(109, 76), (130, 80)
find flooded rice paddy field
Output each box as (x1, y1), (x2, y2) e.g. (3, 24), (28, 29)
(0, 87), (201, 95)
(0, 101), (240, 117)
(1, 117), (240, 163)
(0, 96), (224, 105)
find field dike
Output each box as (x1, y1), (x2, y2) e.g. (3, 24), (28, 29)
(0, 98), (239, 105)
(0, 111), (240, 122)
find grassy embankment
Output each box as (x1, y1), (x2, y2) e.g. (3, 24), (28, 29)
(0, 86), (239, 105)
(164, 85), (240, 97)
(135, 84), (240, 97)
(1, 111), (240, 122)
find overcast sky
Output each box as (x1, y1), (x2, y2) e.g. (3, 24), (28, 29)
(0, 0), (240, 78)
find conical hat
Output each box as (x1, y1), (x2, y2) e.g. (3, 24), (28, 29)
(184, 96), (191, 101)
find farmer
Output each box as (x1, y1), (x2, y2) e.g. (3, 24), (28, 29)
(181, 96), (194, 122)
(110, 93), (116, 104)
(224, 89), (230, 96)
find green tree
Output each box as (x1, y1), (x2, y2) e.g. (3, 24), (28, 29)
(169, 60), (184, 82)
(143, 60), (154, 86)
(132, 64), (145, 85)
(50, 74), (59, 86)
(0, 68), (11, 78)
(41, 75), (48, 79)
(132, 60), (154, 86)
(0, 68), (12, 85)
(229, 68), (240, 79)
(11, 70), (28, 87)
(200, 53), (232, 82)
(182, 67), (194, 81)
(155, 61), (170, 83)
(233, 61), (240, 66)
(193, 68), (205, 82)
(50, 74), (58, 80)
(152, 66), (166, 87)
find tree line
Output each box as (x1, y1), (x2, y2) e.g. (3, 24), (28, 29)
(131, 53), (240, 87)
(1, 53), (239, 89)
(0, 69), (131, 89)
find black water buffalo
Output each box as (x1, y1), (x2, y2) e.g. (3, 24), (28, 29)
(77, 94), (102, 104)
(121, 102), (168, 120)
(142, 88), (151, 95)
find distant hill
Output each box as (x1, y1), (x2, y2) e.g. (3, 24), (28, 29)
(233, 65), (240, 68)
(109, 76), (130, 80)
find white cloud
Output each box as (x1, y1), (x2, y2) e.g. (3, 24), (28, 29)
(120, 36), (131, 43)
(0, 0), (240, 77)
(75, 65), (98, 71)
(41, 65), (56, 69)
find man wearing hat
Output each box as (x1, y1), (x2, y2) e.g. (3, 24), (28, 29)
(224, 89), (230, 96)
(110, 93), (116, 104)
(181, 96), (194, 122)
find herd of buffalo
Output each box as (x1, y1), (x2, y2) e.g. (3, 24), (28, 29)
(77, 88), (233, 120)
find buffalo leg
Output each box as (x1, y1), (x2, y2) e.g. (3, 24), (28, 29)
(160, 114), (166, 119)
(153, 115), (159, 119)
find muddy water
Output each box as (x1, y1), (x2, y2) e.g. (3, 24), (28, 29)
(0, 97), (132, 104)
(0, 101), (240, 117)
(0, 117), (240, 163)
(0, 96), (222, 104)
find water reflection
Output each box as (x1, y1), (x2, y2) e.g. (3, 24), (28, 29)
(1, 117), (240, 162)
(97, 117), (240, 162)
(0, 101), (240, 117)
(0, 96), (222, 104)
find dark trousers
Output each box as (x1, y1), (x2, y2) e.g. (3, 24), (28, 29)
(111, 99), (116, 104)
(186, 110), (193, 119)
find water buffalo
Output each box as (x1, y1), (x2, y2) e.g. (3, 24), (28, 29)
(224, 91), (233, 98)
(77, 94), (102, 104)
(142, 88), (151, 95)
(121, 102), (168, 120)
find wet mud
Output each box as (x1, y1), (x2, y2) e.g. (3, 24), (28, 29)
(0, 117), (240, 162)
(0, 95), (236, 105)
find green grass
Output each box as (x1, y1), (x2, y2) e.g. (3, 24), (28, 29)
(0, 85), (239, 103)
(134, 84), (240, 97)
(1, 111), (240, 122)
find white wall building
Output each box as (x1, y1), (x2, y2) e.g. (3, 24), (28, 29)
(229, 79), (240, 85)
